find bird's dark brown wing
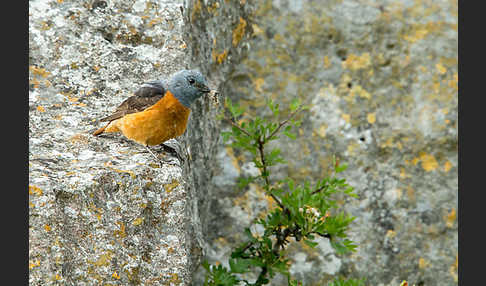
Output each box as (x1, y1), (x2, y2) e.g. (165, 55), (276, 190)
(99, 80), (167, 122)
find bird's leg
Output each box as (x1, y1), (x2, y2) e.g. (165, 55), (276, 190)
(161, 142), (185, 165)
(145, 145), (165, 166)
(145, 144), (183, 167)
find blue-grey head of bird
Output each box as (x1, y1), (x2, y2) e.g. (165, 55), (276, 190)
(168, 69), (211, 108)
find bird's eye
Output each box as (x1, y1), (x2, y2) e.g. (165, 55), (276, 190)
(188, 78), (195, 85)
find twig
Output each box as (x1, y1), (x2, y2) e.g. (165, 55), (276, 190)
(267, 107), (302, 141)
(257, 138), (285, 210)
(311, 183), (328, 195)
(225, 117), (252, 137)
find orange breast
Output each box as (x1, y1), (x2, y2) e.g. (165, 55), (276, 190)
(111, 91), (191, 146)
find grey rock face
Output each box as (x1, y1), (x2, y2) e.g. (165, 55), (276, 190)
(29, 0), (210, 284)
(200, 0), (458, 285)
(29, 0), (457, 285)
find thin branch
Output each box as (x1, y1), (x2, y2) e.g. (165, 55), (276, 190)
(225, 117), (252, 137)
(311, 183), (328, 195)
(257, 138), (285, 210)
(310, 231), (331, 239)
(267, 107), (302, 141)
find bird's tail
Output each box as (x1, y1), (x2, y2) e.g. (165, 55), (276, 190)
(92, 122), (110, 136)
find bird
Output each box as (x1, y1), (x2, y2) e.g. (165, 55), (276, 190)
(92, 69), (212, 163)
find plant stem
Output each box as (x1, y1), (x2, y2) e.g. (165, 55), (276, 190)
(267, 107), (301, 140)
(225, 117), (252, 137)
(257, 137), (285, 210)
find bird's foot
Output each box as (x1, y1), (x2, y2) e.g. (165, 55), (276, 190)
(160, 143), (185, 165)
(144, 144), (183, 167)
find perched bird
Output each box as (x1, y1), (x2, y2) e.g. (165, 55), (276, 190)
(93, 69), (211, 161)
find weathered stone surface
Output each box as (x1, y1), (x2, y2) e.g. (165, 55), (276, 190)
(29, 0), (210, 284)
(182, 0), (256, 242)
(30, 0), (458, 285)
(199, 0), (458, 285)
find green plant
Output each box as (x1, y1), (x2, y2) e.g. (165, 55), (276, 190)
(204, 97), (360, 285)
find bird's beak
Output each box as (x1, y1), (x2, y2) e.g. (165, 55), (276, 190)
(199, 85), (211, 93)
(197, 84), (211, 93)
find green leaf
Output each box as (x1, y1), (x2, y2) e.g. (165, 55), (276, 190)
(303, 239), (318, 248)
(328, 277), (366, 286)
(229, 258), (251, 273)
(335, 163), (348, 173)
(221, 131), (232, 143)
(203, 263), (240, 286)
(237, 176), (255, 189)
(330, 238), (357, 255)
(283, 130), (297, 140)
(290, 97), (301, 112)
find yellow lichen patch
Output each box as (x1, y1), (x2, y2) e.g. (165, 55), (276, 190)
(448, 73), (458, 90)
(265, 194), (277, 210)
(190, 0), (202, 21)
(341, 53), (371, 70)
(418, 257), (429, 269)
(339, 73), (353, 92)
(225, 147), (241, 172)
(445, 208), (456, 228)
(400, 168), (407, 179)
(254, 78), (265, 93)
(147, 17), (162, 28)
(212, 49), (228, 64)
(29, 66), (51, 78)
(68, 96), (79, 103)
(341, 113), (350, 123)
(29, 260), (41, 269)
(69, 133), (89, 145)
(112, 271), (120, 279)
(44, 224), (52, 232)
(443, 160), (453, 172)
(432, 81), (440, 94)
(111, 168), (136, 179)
(450, 254), (458, 282)
(406, 186), (416, 203)
(349, 85), (371, 99)
(367, 113), (376, 124)
(385, 229), (396, 238)
(395, 188), (403, 199)
(381, 138), (393, 148)
(346, 142), (359, 156)
(163, 179), (180, 193)
(403, 26), (429, 43)
(232, 17), (247, 47)
(92, 251), (114, 267)
(323, 55), (331, 68)
(37, 106), (46, 112)
(436, 63), (447, 75)
(233, 191), (250, 212)
(411, 157), (420, 166)
(419, 152), (439, 172)
(168, 273), (180, 284)
(132, 217), (144, 226)
(316, 124), (327, 138)
(29, 185), (43, 196)
(252, 23), (264, 36)
(114, 221), (126, 238)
